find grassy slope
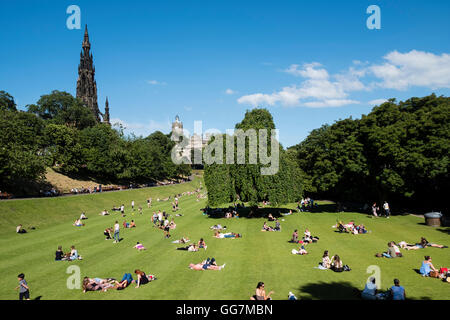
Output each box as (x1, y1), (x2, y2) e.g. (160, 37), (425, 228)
(0, 178), (449, 300)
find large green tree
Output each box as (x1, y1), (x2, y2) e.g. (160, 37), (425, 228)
(204, 108), (303, 206)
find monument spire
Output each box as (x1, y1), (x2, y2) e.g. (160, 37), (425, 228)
(76, 24), (101, 122)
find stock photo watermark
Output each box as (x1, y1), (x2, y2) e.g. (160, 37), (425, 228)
(170, 121), (280, 175)
(66, 5), (81, 30)
(66, 265), (81, 290)
(366, 5), (381, 30)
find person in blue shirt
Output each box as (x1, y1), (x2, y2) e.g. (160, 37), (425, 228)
(390, 279), (405, 300)
(420, 256), (437, 276)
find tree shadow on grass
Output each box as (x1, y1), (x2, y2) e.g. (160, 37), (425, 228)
(203, 203), (342, 219)
(436, 228), (450, 235)
(298, 281), (361, 300)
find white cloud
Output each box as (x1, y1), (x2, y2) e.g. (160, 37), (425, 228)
(111, 118), (172, 136)
(225, 88), (237, 95)
(238, 50), (450, 108)
(284, 63), (329, 80)
(368, 99), (388, 105)
(147, 80), (167, 86)
(238, 63), (364, 108)
(369, 50), (450, 90)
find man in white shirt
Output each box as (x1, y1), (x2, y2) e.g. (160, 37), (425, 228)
(383, 201), (390, 218)
(113, 221), (120, 243)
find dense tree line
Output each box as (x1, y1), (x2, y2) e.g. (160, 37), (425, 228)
(0, 90), (190, 195)
(292, 94), (449, 211)
(204, 108), (303, 207)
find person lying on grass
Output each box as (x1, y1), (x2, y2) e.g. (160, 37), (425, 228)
(250, 282), (274, 300)
(210, 224), (226, 230)
(134, 242), (146, 251)
(213, 230), (242, 238)
(188, 257), (225, 271)
(405, 237), (447, 250)
(134, 269), (156, 288)
(172, 236), (190, 244)
(333, 220), (354, 233)
(114, 273), (134, 290)
(100, 209), (110, 216)
(82, 277), (114, 292)
(303, 229), (319, 243)
(177, 243), (198, 251)
(291, 244), (308, 255)
(73, 219), (84, 227)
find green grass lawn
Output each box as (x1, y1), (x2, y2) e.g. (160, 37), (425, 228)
(0, 177), (449, 300)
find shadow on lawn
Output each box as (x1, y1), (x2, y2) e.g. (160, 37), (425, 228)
(298, 281), (361, 300)
(203, 203), (339, 219)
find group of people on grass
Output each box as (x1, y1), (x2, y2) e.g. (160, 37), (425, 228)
(317, 250), (351, 272)
(55, 245), (82, 261)
(82, 269), (157, 292)
(261, 220), (281, 232)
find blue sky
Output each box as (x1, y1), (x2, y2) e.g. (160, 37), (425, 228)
(1, 0), (449, 147)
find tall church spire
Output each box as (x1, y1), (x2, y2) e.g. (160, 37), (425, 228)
(76, 24), (101, 122)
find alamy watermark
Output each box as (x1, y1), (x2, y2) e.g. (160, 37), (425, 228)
(171, 121), (280, 175)
(66, 5), (81, 30)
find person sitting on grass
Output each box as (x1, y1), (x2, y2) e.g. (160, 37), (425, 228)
(268, 213), (276, 221)
(169, 218), (177, 229)
(69, 245), (82, 261)
(114, 273), (134, 290)
(273, 220), (281, 231)
(129, 220), (136, 228)
(381, 242), (402, 258)
(73, 219), (84, 227)
(389, 279), (406, 300)
(177, 243), (198, 251)
(318, 250), (332, 269)
(303, 229), (319, 243)
(80, 212), (87, 220)
(361, 277), (379, 300)
(100, 209), (110, 216)
(134, 269), (156, 288)
(122, 220), (129, 228)
(104, 227), (113, 240)
(250, 282), (274, 300)
(406, 237), (447, 250)
(16, 224), (27, 234)
(420, 256), (438, 277)
(290, 229), (299, 243)
(261, 221), (273, 232)
(198, 238), (207, 250)
(55, 245), (67, 261)
(134, 242), (146, 251)
(330, 255), (344, 272)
